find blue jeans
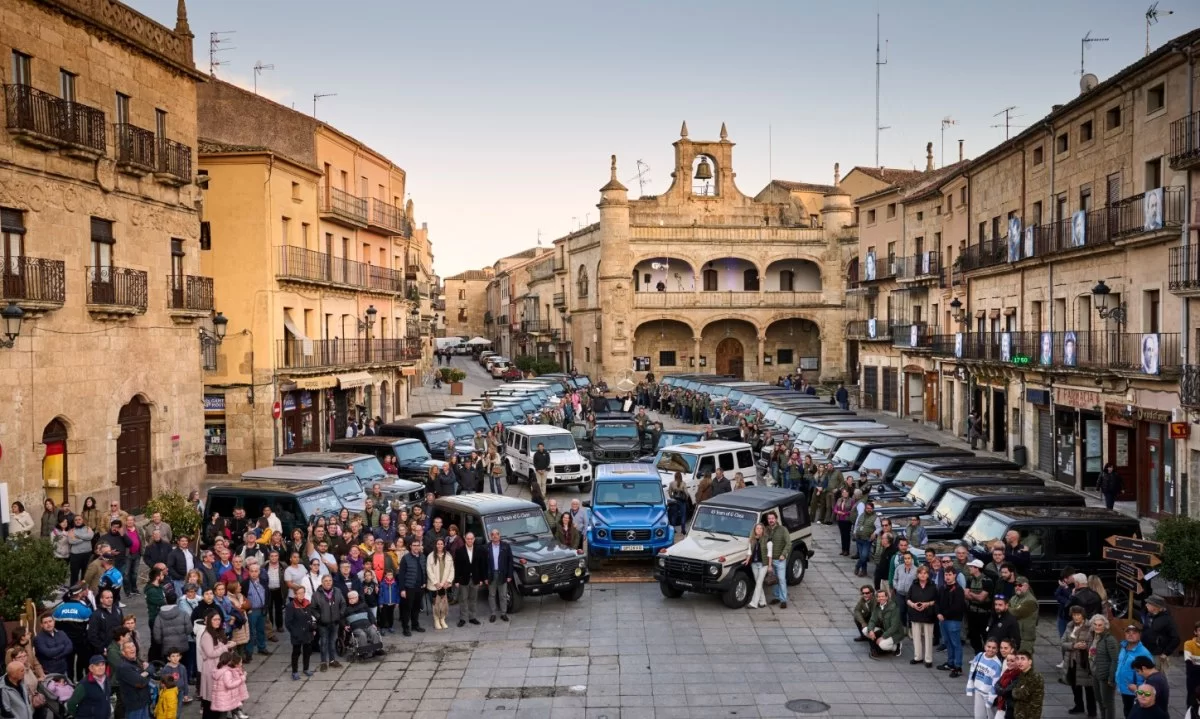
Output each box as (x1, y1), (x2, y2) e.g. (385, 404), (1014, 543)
(771, 559), (787, 602)
(246, 609), (267, 654)
(125, 707), (149, 719)
(668, 500), (688, 530)
(317, 624), (338, 663)
(125, 556), (140, 593)
(941, 619), (963, 669)
(855, 539), (872, 573)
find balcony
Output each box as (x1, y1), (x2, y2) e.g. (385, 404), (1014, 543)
(1169, 111), (1200, 170)
(846, 319), (893, 342)
(319, 186), (368, 228)
(86, 266), (147, 317)
(552, 292), (566, 308)
(366, 265), (404, 293)
(930, 330), (1179, 376)
(553, 257), (566, 273)
(631, 290), (824, 309)
(277, 337), (423, 370)
(498, 314), (509, 326)
(861, 255), (898, 282)
(155, 138), (192, 186)
(959, 237), (1008, 272)
(1170, 244), (1200, 294)
(1182, 365), (1200, 409)
(166, 274), (214, 312)
(276, 245), (402, 293)
(894, 251), (942, 285)
(892, 321), (934, 351)
(4, 84), (106, 156)
(1, 257), (66, 312)
(432, 298), (446, 312)
(369, 198), (406, 235)
(522, 318), (551, 334)
(114, 123), (156, 174)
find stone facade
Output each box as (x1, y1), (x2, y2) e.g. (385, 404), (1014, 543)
(0, 0), (206, 515)
(443, 269), (491, 339)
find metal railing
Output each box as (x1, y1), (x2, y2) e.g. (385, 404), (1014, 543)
(277, 337), (423, 369)
(4, 84), (106, 153)
(631, 290), (823, 309)
(156, 138), (191, 182)
(1, 257), (66, 304)
(892, 321), (933, 349)
(930, 330), (1179, 375)
(114, 123), (156, 171)
(1110, 187), (1184, 238)
(320, 186), (368, 225)
(276, 245), (402, 292)
(862, 255), (897, 281)
(1170, 111), (1200, 168)
(86, 266), (147, 310)
(522, 318), (551, 333)
(959, 237), (1009, 272)
(846, 319), (893, 341)
(1182, 364), (1200, 408)
(894, 251), (941, 281)
(369, 198), (406, 234)
(1170, 243), (1200, 292)
(167, 274), (214, 311)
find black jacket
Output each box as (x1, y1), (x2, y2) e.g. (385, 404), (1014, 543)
(986, 610), (1022, 649)
(1143, 609), (1182, 656)
(103, 531), (130, 565)
(1067, 587), (1103, 621)
(453, 544), (488, 585)
(532, 450), (551, 471)
(398, 552), (426, 591)
(936, 583), (967, 621)
(711, 477), (732, 496)
(115, 658), (150, 710)
(483, 541), (513, 579)
(86, 605), (123, 654)
(907, 580), (939, 623)
(454, 463), (477, 493)
(142, 539), (172, 570)
(432, 470), (457, 497)
(284, 600), (317, 646)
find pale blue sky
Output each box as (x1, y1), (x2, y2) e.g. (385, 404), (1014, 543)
(129, 1), (1200, 277)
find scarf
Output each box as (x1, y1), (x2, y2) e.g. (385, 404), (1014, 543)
(993, 666), (1021, 711)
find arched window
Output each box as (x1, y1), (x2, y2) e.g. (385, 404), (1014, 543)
(577, 266), (589, 298)
(779, 269), (795, 292)
(702, 268), (718, 291)
(743, 268), (760, 292)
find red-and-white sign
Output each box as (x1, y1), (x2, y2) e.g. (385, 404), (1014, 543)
(272, 401), (282, 420)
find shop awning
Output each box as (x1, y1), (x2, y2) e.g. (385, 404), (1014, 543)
(295, 375), (337, 390)
(337, 371), (374, 389)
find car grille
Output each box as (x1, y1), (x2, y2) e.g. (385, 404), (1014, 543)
(539, 559), (579, 578)
(599, 451), (634, 460)
(613, 529), (651, 541)
(555, 464), (580, 473)
(664, 556), (707, 581)
(406, 488), (425, 503)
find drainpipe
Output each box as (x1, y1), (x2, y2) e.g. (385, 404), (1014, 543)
(1047, 120), (1059, 483)
(1180, 45), (1195, 515)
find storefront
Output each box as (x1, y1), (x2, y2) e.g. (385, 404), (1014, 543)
(333, 371), (374, 439)
(281, 388), (319, 454)
(1104, 402), (1175, 515)
(291, 376), (337, 450)
(1051, 387), (1102, 490)
(203, 393), (228, 474)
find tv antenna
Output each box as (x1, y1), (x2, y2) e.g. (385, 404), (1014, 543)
(874, 13), (890, 167)
(536, 229), (542, 247)
(991, 106), (1023, 140)
(253, 61), (274, 94)
(1080, 30), (1109, 76)
(312, 92), (336, 119)
(1145, 3), (1173, 56)
(940, 116), (956, 168)
(629, 159), (652, 196)
(208, 31), (236, 76)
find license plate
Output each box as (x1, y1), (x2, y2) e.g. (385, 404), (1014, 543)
(621, 545), (645, 552)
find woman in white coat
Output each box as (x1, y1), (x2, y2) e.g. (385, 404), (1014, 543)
(425, 538), (455, 630)
(744, 523), (769, 609)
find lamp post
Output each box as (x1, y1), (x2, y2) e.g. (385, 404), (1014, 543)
(0, 301), (24, 348)
(949, 297), (968, 327)
(1091, 279), (1127, 324)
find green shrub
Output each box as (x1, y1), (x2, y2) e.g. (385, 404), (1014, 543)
(448, 368), (466, 383)
(1153, 515), (1200, 606)
(0, 535), (67, 617)
(439, 367), (454, 382)
(514, 355), (537, 372)
(534, 359), (562, 375)
(144, 491), (202, 543)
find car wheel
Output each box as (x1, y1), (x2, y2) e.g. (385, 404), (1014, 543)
(721, 571), (751, 609)
(587, 551), (601, 571)
(558, 584), (585, 601)
(578, 481), (592, 495)
(786, 551), (807, 586)
(507, 585), (525, 614)
(659, 580), (684, 599)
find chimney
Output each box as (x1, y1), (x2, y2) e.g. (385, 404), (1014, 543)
(833, 162), (841, 187)
(958, 140), (964, 163)
(925, 142), (934, 172)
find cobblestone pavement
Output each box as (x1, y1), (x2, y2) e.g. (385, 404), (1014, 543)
(150, 376), (1184, 719)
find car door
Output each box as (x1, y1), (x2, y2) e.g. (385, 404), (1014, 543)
(272, 497), (304, 537)
(697, 455), (715, 480)
(1013, 524), (1052, 596)
(571, 424), (592, 455)
(735, 449), (756, 484)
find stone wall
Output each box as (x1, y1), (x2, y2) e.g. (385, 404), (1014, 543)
(197, 80), (318, 168)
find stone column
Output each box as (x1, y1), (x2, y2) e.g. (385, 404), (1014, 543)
(757, 335), (766, 381)
(693, 336), (702, 372)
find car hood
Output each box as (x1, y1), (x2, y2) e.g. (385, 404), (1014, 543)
(591, 505), (667, 528)
(386, 478), (424, 493)
(508, 534), (582, 564)
(875, 500), (924, 517)
(593, 438), (641, 450)
(667, 531), (747, 562)
(549, 449), (586, 464)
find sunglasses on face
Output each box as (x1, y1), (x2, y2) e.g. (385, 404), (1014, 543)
(1135, 690), (1154, 698)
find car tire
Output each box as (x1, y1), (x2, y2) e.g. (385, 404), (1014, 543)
(507, 585), (525, 614)
(558, 584), (585, 602)
(659, 580), (684, 599)
(578, 481), (592, 495)
(786, 550), (807, 586)
(721, 571), (751, 609)
(587, 552), (601, 571)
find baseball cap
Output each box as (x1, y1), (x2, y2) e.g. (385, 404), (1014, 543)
(89, 655), (106, 666)
(1015, 576), (1030, 586)
(967, 559), (984, 569)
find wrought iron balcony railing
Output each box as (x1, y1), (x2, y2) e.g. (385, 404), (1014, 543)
(1, 257), (66, 305)
(114, 123), (156, 172)
(167, 274), (214, 311)
(86, 266), (147, 310)
(156, 137), (192, 183)
(4, 84), (106, 154)
(320, 186), (368, 226)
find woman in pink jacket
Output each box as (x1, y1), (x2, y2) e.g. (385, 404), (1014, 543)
(198, 613), (232, 719)
(210, 651), (249, 719)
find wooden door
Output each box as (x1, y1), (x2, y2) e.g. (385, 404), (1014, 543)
(924, 372), (938, 421)
(1107, 424), (1137, 502)
(117, 397), (152, 510)
(715, 337), (744, 379)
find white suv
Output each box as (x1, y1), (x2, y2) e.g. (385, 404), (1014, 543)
(504, 425), (592, 492)
(653, 440), (760, 499)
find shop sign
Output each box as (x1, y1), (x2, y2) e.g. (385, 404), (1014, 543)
(1054, 388), (1099, 411)
(1104, 402), (1171, 427)
(1170, 422), (1190, 439)
(282, 395), (296, 412)
(203, 395), (225, 412)
(300, 391), (313, 410)
(1025, 389), (1050, 406)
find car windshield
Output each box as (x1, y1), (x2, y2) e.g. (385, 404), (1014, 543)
(933, 492), (969, 526)
(810, 432), (843, 453)
(905, 476), (940, 508)
(657, 431), (702, 450)
(727, 390), (746, 403)
(964, 512), (1010, 547)
(858, 452), (893, 476)
(594, 481), (664, 505)
(594, 424), (638, 439)
(424, 427), (456, 447)
(573, 377), (591, 389)
(690, 506), (758, 538)
(833, 442), (865, 465)
(763, 408), (783, 424)
(484, 508), (551, 539)
(656, 450), (697, 474)
(393, 442), (431, 464)
(442, 422), (474, 442)
(709, 385), (731, 397)
(299, 489), (343, 518)
(348, 458), (387, 482)
(488, 409), (519, 425)
(535, 434), (577, 452)
(891, 462), (930, 491)
(445, 414), (488, 433)
(329, 475), (364, 501)
(796, 425), (822, 443)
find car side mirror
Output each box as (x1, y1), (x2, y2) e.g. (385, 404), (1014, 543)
(582, 500), (591, 508)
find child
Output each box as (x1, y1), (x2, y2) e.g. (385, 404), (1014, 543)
(360, 569), (380, 621)
(161, 649), (191, 707)
(378, 570), (398, 634)
(966, 639), (1003, 719)
(1186, 621), (1200, 718)
(154, 673), (178, 719)
(210, 651), (249, 719)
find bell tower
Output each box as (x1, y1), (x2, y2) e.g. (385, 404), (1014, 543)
(667, 121), (741, 200)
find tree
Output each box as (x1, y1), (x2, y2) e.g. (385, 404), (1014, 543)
(144, 491), (202, 543)
(0, 535), (67, 618)
(1153, 515), (1200, 607)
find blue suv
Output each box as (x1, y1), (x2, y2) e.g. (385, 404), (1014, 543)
(585, 464), (674, 568)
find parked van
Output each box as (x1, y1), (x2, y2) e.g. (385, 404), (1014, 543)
(503, 425), (592, 492)
(272, 453), (425, 511)
(206, 480), (345, 538)
(653, 440), (759, 498)
(584, 464), (673, 566)
(242, 465), (367, 512)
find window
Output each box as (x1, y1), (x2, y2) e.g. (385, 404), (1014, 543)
(779, 269), (794, 292)
(697, 456), (715, 477)
(584, 347), (590, 362)
(960, 187), (967, 205)
(11, 51), (30, 86)
(1080, 187), (1092, 212)
(886, 203), (896, 219)
(742, 268), (759, 292)
(169, 238), (184, 302)
(717, 453), (735, 472)
(59, 69), (76, 102)
(1052, 528), (1088, 557)
(1146, 289), (1160, 333)
(1056, 133), (1069, 154)
(199, 221), (211, 250)
(1106, 105), (1122, 130)
(291, 182), (301, 200)
(115, 92), (130, 125)
(280, 217), (290, 246)
(458, 309), (467, 322)
(776, 348), (794, 365)
(1032, 201), (1043, 226)
(991, 216), (1000, 240)
(658, 350), (676, 367)
(155, 109), (167, 139)
(946, 194), (953, 211)
(1146, 83), (1165, 114)
(779, 502), (805, 531)
(1145, 158), (1162, 190)
(1032, 146), (1044, 165)
(867, 209), (876, 225)
(2, 209), (25, 275)
(1080, 120), (1093, 142)
(90, 218), (114, 284)
(736, 450), (754, 469)
(301, 223), (309, 249)
(702, 268), (718, 291)
(458, 289), (466, 300)
(916, 211), (924, 221)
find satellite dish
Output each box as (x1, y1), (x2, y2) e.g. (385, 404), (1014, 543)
(1080, 73), (1099, 93)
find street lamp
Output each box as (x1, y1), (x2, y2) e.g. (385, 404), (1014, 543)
(1091, 279), (1127, 324)
(199, 310), (228, 344)
(949, 297), (968, 327)
(0, 301), (24, 348)
(357, 304), (377, 334)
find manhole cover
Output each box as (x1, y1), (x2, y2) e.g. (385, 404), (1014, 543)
(785, 699), (830, 714)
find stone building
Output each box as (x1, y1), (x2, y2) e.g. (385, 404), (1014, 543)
(555, 123), (860, 384)
(443, 268), (492, 339)
(196, 79), (430, 475)
(854, 28), (1200, 517)
(0, 0), (207, 513)
(483, 247), (551, 359)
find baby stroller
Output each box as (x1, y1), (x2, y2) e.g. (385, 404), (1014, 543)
(38, 673), (75, 719)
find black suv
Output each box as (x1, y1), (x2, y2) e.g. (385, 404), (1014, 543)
(432, 493), (588, 612)
(377, 419), (470, 460)
(829, 437), (938, 477)
(874, 469), (1044, 520)
(329, 436), (446, 481)
(584, 419), (642, 464)
(931, 506), (1142, 599)
(206, 479), (345, 537)
(870, 455), (1022, 500)
(904, 484), (1086, 542)
(854, 446), (975, 489)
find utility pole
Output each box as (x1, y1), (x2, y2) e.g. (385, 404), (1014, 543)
(312, 92), (336, 119)
(875, 13), (889, 167)
(1081, 30), (1109, 76)
(993, 106), (1019, 141)
(940, 117), (956, 168)
(1146, 3), (1173, 56)
(253, 61), (274, 94)
(208, 31), (235, 76)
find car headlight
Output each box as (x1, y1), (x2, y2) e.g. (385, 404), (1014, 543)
(707, 564), (720, 576)
(597, 529), (608, 539)
(654, 528), (666, 539)
(540, 574), (550, 584)
(657, 557), (665, 567)
(526, 566), (538, 578)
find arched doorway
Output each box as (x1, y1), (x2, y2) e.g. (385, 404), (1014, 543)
(716, 337), (745, 379)
(42, 419), (69, 505)
(117, 397), (152, 510)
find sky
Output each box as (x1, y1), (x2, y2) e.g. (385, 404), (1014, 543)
(127, 0), (1200, 278)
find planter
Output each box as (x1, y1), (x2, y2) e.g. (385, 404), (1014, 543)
(1166, 596), (1200, 641)
(450, 381), (464, 395)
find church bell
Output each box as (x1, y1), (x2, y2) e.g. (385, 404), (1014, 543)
(694, 156), (713, 181)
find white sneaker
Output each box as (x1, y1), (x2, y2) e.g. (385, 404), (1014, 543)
(119, 602), (127, 608)
(1055, 661), (1064, 669)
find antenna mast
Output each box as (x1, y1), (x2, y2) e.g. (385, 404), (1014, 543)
(1081, 30), (1109, 76)
(208, 31), (236, 76)
(253, 61), (274, 95)
(1145, 3), (1173, 56)
(874, 13), (889, 167)
(630, 160), (652, 197)
(312, 92), (336, 119)
(940, 117), (956, 168)
(992, 106), (1021, 141)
